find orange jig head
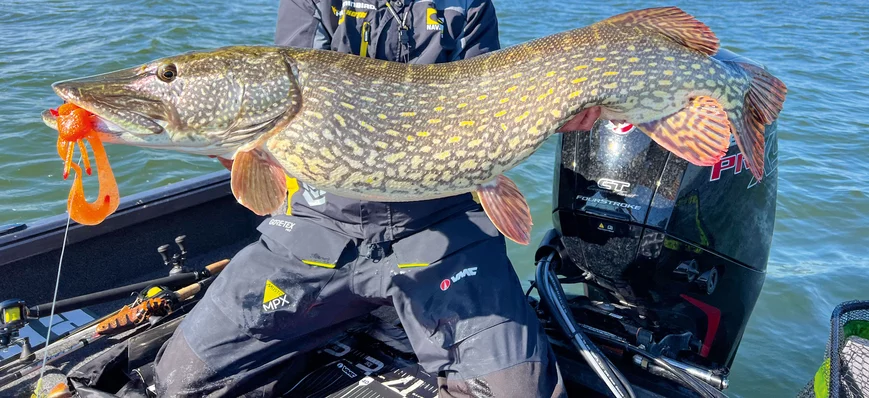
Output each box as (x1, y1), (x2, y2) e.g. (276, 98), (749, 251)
(53, 104), (120, 225)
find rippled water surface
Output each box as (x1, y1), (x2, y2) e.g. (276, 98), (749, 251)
(1, 1), (867, 396)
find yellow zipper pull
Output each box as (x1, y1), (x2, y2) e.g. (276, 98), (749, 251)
(360, 21), (370, 58)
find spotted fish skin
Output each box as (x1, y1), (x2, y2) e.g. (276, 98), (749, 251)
(269, 7), (776, 201)
(44, 7), (786, 244)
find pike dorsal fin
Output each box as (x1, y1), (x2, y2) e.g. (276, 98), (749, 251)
(604, 7), (719, 56)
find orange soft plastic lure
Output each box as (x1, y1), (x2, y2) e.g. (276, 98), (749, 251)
(53, 103), (119, 225)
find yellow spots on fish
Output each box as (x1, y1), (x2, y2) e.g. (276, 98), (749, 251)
(520, 95), (529, 102)
(420, 145), (432, 153)
(400, 111), (417, 117)
(447, 136), (462, 143)
(603, 71), (618, 76)
(573, 65), (589, 71)
(434, 150), (451, 160)
(628, 57), (639, 63)
(457, 103), (468, 109)
(593, 57), (606, 62)
(511, 72), (523, 78)
(706, 79), (716, 87)
(468, 138), (484, 148)
(360, 96), (376, 102)
(319, 86), (336, 94)
(572, 77), (588, 84)
(477, 109), (487, 115)
(591, 88), (599, 96)
(630, 70), (646, 77)
(627, 45), (636, 51)
(416, 131), (430, 137)
(340, 102), (355, 110)
(358, 120), (375, 132)
(709, 68), (717, 75)
(528, 126), (541, 135)
(546, 71), (556, 77)
(460, 120), (475, 127)
(692, 64), (701, 70)
(459, 159), (478, 171)
(683, 81), (696, 89)
(385, 129), (400, 137)
(537, 88), (554, 101)
(333, 114), (346, 127)
(499, 98), (510, 104)
(551, 109), (562, 118)
(393, 92), (405, 97)
(648, 62), (658, 67)
(377, 113), (388, 119)
(477, 94), (488, 101)
(384, 152), (407, 164)
(428, 118), (441, 124)
(603, 82), (618, 89)
(664, 70), (674, 76)
(501, 123), (508, 131)
(374, 141), (388, 149)
(557, 76), (566, 83)
(406, 135), (415, 142)
(508, 137), (521, 149)
(506, 86), (518, 93)
(304, 110), (324, 119)
(494, 110), (507, 117)
(434, 106), (444, 112)
(653, 91), (669, 98)
(515, 111), (530, 123)
(664, 56), (675, 62)
(320, 147), (335, 160)
(597, 44), (607, 50)
(568, 90), (582, 99)
(659, 80), (672, 86)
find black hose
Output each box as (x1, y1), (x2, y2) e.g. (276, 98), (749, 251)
(535, 253), (636, 398)
(629, 347), (727, 398)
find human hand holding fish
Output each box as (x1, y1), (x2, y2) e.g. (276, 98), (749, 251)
(42, 7), (787, 244)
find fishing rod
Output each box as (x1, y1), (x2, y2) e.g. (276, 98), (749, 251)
(0, 258), (229, 388)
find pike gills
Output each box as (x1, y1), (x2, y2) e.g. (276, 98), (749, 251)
(43, 7), (786, 245)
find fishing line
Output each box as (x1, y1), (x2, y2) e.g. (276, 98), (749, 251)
(35, 157), (79, 396)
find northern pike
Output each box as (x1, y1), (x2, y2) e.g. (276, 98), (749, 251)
(42, 7), (786, 245)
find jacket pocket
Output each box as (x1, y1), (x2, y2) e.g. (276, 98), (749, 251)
(225, 217), (353, 341)
(390, 208), (525, 348)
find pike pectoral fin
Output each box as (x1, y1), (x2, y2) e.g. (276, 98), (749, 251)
(558, 106), (602, 132)
(637, 96), (731, 166)
(230, 146), (287, 216)
(208, 155), (234, 171)
(476, 175), (533, 245)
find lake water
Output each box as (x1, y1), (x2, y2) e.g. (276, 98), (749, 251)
(1, 0), (867, 396)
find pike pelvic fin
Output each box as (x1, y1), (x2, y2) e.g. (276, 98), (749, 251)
(476, 175), (533, 245)
(732, 62), (788, 181)
(637, 96), (732, 166)
(230, 146), (287, 216)
(604, 6), (719, 56)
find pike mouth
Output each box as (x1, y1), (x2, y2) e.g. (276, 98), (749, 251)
(49, 81), (167, 138)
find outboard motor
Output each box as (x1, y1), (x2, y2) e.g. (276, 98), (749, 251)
(539, 50), (778, 390)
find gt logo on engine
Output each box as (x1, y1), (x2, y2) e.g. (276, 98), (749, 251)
(597, 178), (631, 193)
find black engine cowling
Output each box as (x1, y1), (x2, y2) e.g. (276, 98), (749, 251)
(549, 51), (778, 372)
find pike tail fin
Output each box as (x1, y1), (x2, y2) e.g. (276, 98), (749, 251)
(732, 62), (788, 181)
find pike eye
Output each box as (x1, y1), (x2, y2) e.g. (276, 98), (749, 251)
(157, 64), (177, 82)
